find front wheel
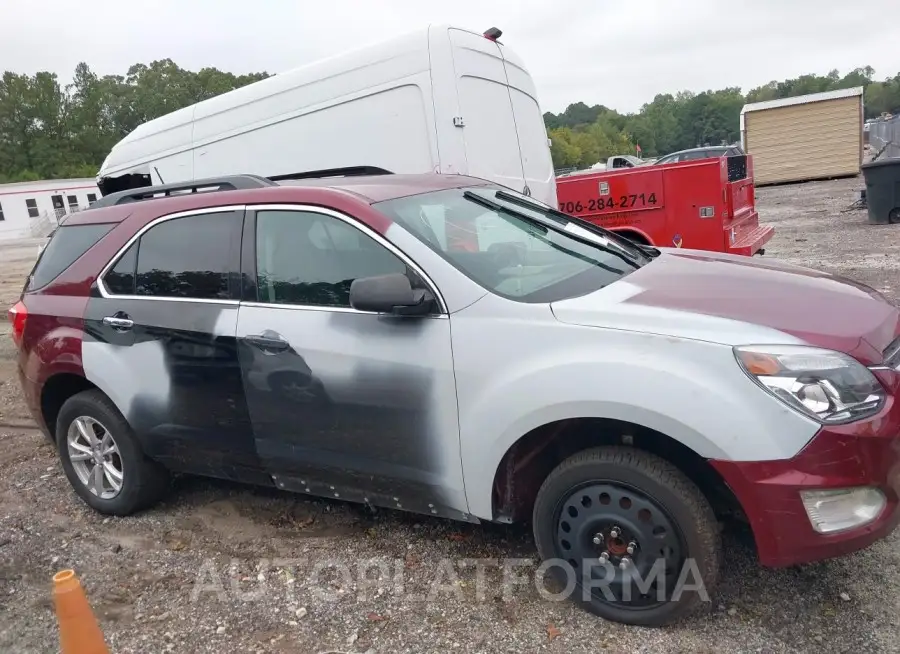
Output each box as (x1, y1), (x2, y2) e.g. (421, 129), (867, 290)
(532, 446), (721, 626)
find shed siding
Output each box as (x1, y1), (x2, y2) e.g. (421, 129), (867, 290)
(745, 96), (862, 185)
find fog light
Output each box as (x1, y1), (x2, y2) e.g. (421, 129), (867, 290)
(800, 487), (886, 534)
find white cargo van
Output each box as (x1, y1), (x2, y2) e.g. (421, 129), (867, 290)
(96, 25), (557, 206)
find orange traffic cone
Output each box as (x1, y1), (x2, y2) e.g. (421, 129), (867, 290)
(52, 569), (110, 654)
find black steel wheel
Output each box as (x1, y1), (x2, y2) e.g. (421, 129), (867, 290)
(533, 446), (721, 626)
(555, 480), (687, 609)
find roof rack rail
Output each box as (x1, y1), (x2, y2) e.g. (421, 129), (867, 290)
(268, 166), (393, 182)
(90, 174), (276, 209)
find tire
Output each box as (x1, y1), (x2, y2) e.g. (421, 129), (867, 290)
(55, 389), (170, 516)
(532, 446), (721, 627)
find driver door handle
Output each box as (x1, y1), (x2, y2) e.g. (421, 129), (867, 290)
(102, 315), (134, 331)
(246, 334), (290, 352)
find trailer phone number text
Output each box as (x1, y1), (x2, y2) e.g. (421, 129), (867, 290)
(559, 193), (658, 214)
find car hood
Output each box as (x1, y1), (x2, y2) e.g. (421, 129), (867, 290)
(550, 248), (900, 366)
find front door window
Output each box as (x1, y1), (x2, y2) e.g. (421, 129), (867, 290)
(255, 209), (410, 308)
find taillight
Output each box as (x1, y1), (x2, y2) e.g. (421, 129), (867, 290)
(8, 301), (27, 348)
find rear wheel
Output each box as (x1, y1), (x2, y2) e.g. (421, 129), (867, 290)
(532, 446), (721, 626)
(56, 389), (170, 515)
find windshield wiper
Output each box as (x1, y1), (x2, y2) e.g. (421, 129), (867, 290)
(493, 190), (660, 260)
(463, 190), (640, 270)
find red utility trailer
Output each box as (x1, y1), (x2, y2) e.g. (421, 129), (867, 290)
(554, 154), (773, 255)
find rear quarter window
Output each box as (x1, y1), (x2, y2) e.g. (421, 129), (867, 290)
(27, 223), (114, 290)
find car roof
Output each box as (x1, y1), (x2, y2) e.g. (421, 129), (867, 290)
(61, 172), (493, 228)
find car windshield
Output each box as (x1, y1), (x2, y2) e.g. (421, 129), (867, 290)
(373, 186), (653, 303)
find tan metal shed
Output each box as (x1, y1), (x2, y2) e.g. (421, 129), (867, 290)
(740, 87), (864, 185)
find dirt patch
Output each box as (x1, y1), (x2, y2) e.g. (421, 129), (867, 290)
(757, 175), (900, 305)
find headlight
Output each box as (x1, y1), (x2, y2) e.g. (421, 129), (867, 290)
(734, 345), (886, 424)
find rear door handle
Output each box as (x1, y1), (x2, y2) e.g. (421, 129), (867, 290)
(102, 315), (134, 331)
(246, 334), (290, 352)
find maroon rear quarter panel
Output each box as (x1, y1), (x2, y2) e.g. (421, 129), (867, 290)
(17, 295), (90, 435)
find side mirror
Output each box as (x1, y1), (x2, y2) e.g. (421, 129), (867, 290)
(349, 273), (436, 316)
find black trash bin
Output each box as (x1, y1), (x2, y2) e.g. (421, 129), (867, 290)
(861, 158), (900, 225)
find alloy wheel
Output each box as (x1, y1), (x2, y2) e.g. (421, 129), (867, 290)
(66, 416), (124, 500)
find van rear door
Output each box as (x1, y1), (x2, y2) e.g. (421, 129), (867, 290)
(445, 28), (527, 197)
(494, 45), (557, 206)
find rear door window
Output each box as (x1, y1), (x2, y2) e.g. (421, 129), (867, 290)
(133, 212), (240, 300)
(27, 223), (114, 290)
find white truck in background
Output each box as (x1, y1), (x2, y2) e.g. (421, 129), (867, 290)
(556, 155), (650, 178)
(96, 25), (557, 206)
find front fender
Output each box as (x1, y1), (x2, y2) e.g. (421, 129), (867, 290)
(450, 313), (821, 521)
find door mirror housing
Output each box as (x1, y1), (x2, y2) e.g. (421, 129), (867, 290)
(349, 273), (436, 316)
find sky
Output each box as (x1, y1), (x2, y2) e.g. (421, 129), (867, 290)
(3, 0), (899, 115)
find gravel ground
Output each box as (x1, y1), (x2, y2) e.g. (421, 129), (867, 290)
(1, 179), (899, 654)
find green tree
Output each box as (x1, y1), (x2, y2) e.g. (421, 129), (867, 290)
(548, 127), (582, 168)
(3, 59), (900, 181)
(543, 65), (900, 168)
(0, 60), (269, 182)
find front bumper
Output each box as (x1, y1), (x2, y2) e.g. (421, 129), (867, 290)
(710, 373), (900, 568)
